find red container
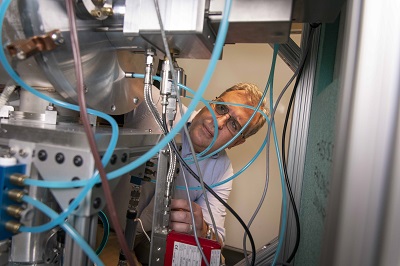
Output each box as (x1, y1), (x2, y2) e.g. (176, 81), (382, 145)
(164, 230), (221, 266)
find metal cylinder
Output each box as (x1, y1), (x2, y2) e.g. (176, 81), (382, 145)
(6, 206), (24, 219)
(5, 221), (20, 234)
(7, 189), (24, 202)
(9, 173), (27, 187)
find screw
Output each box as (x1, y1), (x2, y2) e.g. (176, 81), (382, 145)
(110, 154), (117, 165)
(133, 97), (139, 104)
(121, 153), (128, 163)
(68, 198), (79, 210)
(19, 149), (28, 158)
(55, 153), (65, 164)
(72, 177), (80, 189)
(38, 150), (47, 161)
(111, 105), (116, 112)
(93, 197), (102, 209)
(51, 32), (64, 45)
(73, 155), (83, 167)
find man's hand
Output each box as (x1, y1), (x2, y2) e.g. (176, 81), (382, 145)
(170, 199), (208, 238)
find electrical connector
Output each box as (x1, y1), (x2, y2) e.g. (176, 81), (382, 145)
(0, 164), (26, 240)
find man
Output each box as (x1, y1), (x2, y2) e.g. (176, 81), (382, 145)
(131, 82), (268, 264)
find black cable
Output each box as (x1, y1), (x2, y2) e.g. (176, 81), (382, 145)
(282, 24), (319, 263)
(281, 68), (303, 263)
(162, 118), (256, 266)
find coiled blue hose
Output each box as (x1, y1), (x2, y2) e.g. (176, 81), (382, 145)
(2, 0), (233, 234)
(22, 195), (104, 266)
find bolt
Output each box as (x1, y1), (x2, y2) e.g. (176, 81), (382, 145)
(72, 177), (80, 189)
(19, 149), (28, 158)
(93, 197), (102, 209)
(46, 105), (55, 111)
(55, 153), (65, 164)
(111, 105), (116, 112)
(110, 154), (117, 165)
(38, 150), (47, 161)
(73, 155), (83, 167)
(121, 153), (128, 163)
(9, 148), (17, 156)
(133, 97), (139, 104)
(68, 199), (79, 210)
(51, 32), (64, 45)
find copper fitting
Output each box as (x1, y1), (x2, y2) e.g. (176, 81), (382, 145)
(5, 221), (21, 233)
(6, 29), (64, 60)
(9, 173), (27, 186)
(6, 205), (24, 218)
(7, 189), (25, 202)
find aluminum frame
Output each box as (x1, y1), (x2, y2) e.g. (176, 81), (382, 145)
(320, 0), (400, 265)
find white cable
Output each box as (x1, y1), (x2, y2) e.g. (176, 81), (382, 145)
(180, 159), (210, 266)
(135, 218), (151, 243)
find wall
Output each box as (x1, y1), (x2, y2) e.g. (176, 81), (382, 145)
(176, 34), (301, 249)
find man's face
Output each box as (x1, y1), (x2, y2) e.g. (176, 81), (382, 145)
(189, 91), (260, 154)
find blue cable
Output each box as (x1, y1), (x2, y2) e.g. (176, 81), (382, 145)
(175, 84), (219, 158)
(176, 43), (280, 190)
(132, 74), (220, 159)
(182, 47), (279, 162)
(6, 0), (233, 232)
(0, 0), (119, 190)
(268, 44), (287, 266)
(179, 88), (265, 164)
(0, 0), (119, 233)
(101, 0), (232, 182)
(176, 108), (270, 191)
(144, 83), (272, 191)
(21, 195), (104, 266)
(96, 211), (109, 255)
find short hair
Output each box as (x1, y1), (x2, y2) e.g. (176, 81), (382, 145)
(219, 83), (269, 138)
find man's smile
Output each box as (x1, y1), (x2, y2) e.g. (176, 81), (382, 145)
(202, 123), (214, 138)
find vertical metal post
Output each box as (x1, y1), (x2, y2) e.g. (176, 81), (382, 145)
(64, 214), (98, 266)
(279, 24), (321, 262)
(320, 0), (400, 265)
(149, 149), (170, 265)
